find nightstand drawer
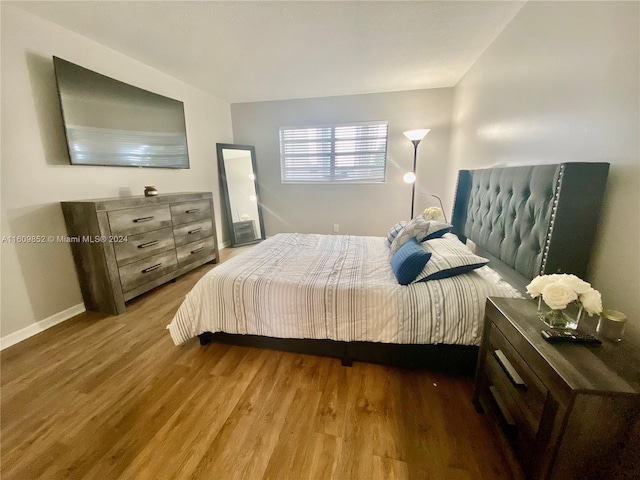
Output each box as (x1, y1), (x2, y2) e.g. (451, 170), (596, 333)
(488, 323), (548, 435)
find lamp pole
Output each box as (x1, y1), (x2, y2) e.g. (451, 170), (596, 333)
(410, 140), (419, 219)
(403, 129), (430, 220)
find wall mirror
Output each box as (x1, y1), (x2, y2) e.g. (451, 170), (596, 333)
(216, 143), (265, 247)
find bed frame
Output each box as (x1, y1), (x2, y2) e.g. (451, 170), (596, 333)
(199, 162), (609, 375)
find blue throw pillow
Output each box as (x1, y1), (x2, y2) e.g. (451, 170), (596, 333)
(390, 238), (432, 285)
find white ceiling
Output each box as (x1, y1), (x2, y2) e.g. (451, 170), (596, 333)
(11, 1), (526, 103)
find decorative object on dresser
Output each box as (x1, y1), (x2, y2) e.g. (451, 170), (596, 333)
(144, 186), (158, 197)
(474, 297), (640, 480)
(61, 192), (218, 315)
(216, 143), (265, 247)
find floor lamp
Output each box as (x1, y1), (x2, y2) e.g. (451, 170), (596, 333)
(403, 129), (430, 219)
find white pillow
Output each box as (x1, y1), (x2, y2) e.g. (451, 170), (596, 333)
(389, 217), (453, 256)
(414, 236), (489, 282)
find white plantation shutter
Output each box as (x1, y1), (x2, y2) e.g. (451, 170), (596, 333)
(280, 122), (388, 183)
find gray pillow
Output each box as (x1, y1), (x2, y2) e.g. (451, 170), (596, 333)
(389, 216), (432, 256)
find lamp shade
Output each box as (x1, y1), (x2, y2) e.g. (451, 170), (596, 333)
(403, 129), (430, 142)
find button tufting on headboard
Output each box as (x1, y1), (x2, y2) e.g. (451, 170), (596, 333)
(451, 163), (610, 282)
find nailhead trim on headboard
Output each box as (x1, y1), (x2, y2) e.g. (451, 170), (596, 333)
(540, 163), (564, 275)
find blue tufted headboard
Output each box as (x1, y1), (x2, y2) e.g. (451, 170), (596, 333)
(451, 163), (609, 289)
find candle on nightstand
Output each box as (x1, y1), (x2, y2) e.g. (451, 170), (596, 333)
(596, 309), (627, 343)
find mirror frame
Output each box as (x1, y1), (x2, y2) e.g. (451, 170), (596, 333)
(216, 143), (266, 247)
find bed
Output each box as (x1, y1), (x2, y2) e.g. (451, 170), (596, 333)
(168, 163), (609, 374)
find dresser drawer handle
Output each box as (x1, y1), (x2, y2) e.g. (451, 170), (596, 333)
(188, 228), (203, 235)
(190, 246), (205, 254)
(137, 240), (158, 249)
(141, 263), (162, 273)
(185, 208), (200, 214)
(133, 216), (155, 223)
(493, 350), (527, 390)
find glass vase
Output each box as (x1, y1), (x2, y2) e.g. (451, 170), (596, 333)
(539, 309), (579, 329)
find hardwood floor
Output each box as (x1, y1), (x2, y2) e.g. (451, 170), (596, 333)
(1, 246), (513, 480)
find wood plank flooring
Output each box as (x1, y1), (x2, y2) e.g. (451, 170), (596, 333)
(1, 247), (513, 480)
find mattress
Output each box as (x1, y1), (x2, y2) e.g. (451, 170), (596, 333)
(168, 233), (521, 347)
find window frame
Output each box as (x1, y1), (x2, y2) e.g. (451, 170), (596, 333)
(279, 121), (389, 184)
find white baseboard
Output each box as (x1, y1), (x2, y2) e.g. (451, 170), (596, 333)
(1, 303), (86, 351)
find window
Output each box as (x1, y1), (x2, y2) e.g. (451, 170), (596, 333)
(279, 121), (388, 183)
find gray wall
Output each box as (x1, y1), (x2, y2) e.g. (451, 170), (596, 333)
(449, 1), (639, 322)
(230, 89), (455, 237)
(1, 6), (233, 343)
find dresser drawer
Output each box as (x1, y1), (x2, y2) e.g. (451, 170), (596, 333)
(113, 227), (175, 266)
(170, 200), (211, 226)
(488, 323), (548, 435)
(173, 218), (213, 247)
(108, 205), (172, 236)
(118, 250), (178, 292)
(176, 237), (215, 267)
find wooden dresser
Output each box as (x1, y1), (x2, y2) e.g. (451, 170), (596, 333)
(474, 297), (640, 480)
(62, 192), (218, 315)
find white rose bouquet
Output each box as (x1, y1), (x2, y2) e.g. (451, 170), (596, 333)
(526, 274), (603, 327)
(423, 207), (443, 221)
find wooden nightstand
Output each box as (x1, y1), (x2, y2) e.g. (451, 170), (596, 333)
(474, 297), (640, 480)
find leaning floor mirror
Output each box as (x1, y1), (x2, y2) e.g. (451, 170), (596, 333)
(216, 143), (265, 247)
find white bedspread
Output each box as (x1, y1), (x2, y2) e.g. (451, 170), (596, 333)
(168, 233), (521, 346)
